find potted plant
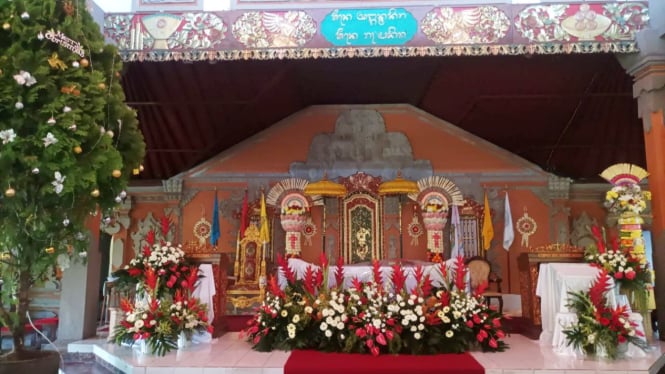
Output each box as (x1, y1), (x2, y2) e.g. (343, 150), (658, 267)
(0, 0), (145, 372)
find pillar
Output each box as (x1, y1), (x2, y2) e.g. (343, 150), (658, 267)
(58, 212), (103, 340)
(619, 3), (665, 338)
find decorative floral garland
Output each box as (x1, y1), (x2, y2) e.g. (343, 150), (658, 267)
(604, 184), (648, 215)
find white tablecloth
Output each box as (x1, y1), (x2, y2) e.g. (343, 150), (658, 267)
(537, 263), (617, 345)
(536, 262), (644, 357)
(280, 258), (462, 292)
(192, 264), (215, 343)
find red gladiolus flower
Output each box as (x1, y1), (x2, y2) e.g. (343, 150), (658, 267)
(466, 320), (474, 328)
(366, 339), (374, 348)
(615, 271), (624, 279)
(496, 330), (505, 338)
(128, 268), (142, 277)
(370, 346), (379, 356)
(385, 330), (394, 340)
(473, 314), (481, 324)
(376, 333), (387, 346)
(492, 318), (501, 328)
(625, 271), (636, 280)
(478, 329), (488, 339)
(356, 328), (367, 338)
(489, 338), (498, 348)
(600, 317), (610, 326)
(476, 333), (486, 342)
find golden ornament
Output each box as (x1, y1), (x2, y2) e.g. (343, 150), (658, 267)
(73, 146), (82, 154)
(139, 164), (144, 172)
(48, 52), (67, 70)
(5, 187), (15, 197)
(80, 58), (89, 67)
(112, 169), (121, 178)
(97, 82), (106, 90)
(132, 168), (140, 175)
(2, 23), (10, 30)
(45, 247), (55, 254)
(91, 189), (100, 197)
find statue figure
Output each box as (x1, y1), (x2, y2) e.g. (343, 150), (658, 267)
(355, 226), (371, 260)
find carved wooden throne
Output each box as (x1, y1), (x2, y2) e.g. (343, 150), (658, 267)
(227, 224), (266, 314)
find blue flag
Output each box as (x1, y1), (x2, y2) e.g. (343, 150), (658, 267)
(211, 192), (220, 246)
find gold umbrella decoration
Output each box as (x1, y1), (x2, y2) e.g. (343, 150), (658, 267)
(304, 173), (347, 256)
(379, 171), (419, 258)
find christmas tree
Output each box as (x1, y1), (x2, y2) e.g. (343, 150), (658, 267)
(0, 0), (145, 360)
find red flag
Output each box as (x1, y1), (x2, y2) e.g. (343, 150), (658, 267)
(240, 189), (249, 238)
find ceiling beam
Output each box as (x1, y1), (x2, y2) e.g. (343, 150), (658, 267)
(127, 100), (250, 106)
(476, 92), (630, 100)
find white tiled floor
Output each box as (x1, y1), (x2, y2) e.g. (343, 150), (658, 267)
(68, 334), (665, 374)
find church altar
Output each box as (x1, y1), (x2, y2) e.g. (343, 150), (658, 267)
(536, 263), (646, 357)
(279, 258), (464, 292)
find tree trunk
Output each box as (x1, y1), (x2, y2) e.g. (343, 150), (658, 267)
(10, 270), (31, 354)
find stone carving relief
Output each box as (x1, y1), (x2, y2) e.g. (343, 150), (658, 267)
(570, 211), (598, 249)
(131, 212), (175, 255)
(290, 109), (432, 181)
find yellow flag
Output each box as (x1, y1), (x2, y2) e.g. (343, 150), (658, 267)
(482, 191), (494, 250)
(259, 193), (270, 244)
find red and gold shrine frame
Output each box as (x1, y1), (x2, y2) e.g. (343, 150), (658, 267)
(343, 192), (383, 264)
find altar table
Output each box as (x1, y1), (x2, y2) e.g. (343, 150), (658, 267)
(536, 262), (645, 357)
(281, 258), (461, 292)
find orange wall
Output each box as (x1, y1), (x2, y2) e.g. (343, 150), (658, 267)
(207, 106), (523, 174)
(126, 105), (610, 295)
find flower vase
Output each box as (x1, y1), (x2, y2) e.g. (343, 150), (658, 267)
(613, 282), (621, 299)
(177, 331), (192, 349)
(594, 344), (609, 359)
(135, 339), (150, 354)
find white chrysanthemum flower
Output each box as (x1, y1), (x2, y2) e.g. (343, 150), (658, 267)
(445, 330), (454, 338)
(0, 129), (16, 144)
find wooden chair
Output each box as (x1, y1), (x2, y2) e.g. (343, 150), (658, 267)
(465, 256), (504, 313)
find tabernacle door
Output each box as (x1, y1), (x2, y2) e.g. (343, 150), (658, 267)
(343, 192), (383, 263)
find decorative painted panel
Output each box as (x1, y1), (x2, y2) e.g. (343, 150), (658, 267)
(421, 6), (510, 45)
(232, 11), (316, 48)
(102, 1), (650, 60)
(514, 3), (648, 42)
(105, 12), (226, 50)
(321, 8), (417, 46)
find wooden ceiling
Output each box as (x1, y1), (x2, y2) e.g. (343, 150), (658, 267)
(122, 53), (644, 184)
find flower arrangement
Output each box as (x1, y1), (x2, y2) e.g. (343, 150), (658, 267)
(169, 288), (213, 340)
(563, 270), (647, 359)
(243, 255), (508, 355)
(113, 218), (197, 299)
(604, 184), (649, 215)
(114, 267), (177, 356)
(584, 226), (651, 295)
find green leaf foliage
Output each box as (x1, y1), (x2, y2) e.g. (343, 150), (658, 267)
(0, 0), (145, 353)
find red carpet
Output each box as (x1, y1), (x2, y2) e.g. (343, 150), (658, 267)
(284, 350), (484, 374)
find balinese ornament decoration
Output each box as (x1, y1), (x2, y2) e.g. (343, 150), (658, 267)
(20, 12), (29, 20)
(91, 189), (100, 197)
(516, 208), (537, 247)
(80, 58), (89, 67)
(15, 102), (23, 109)
(3, 23), (10, 30)
(73, 146), (82, 154)
(45, 247), (55, 254)
(5, 187), (16, 197)
(112, 169), (121, 178)
(47, 116), (56, 125)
